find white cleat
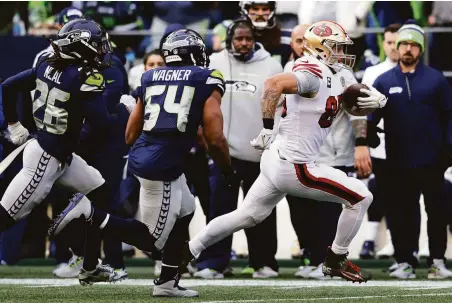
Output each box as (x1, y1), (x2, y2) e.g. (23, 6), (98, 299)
(193, 268), (224, 279)
(308, 263), (341, 280)
(376, 242), (394, 259)
(153, 278), (199, 297)
(252, 266), (279, 279)
(49, 193), (93, 236)
(113, 268), (129, 282)
(428, 259), (452, 279)
(389, 262), (416, 279)
(294, 266), (316, 278)
(78, 263), (116, 286)
(53, 255), (84, 278)
(154, 260), (162, 276)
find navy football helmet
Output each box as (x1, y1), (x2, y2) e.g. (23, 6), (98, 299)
(161, 29), (209, 67)
(54, 18), (112, 65)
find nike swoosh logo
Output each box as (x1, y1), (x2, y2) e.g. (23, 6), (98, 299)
(106, 80), (116, 83)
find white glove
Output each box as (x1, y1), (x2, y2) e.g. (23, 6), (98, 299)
(120, 94), (137, 113)
(357, 86), (387, 109)
(250, 128), (274, 151)
(6, 122), (29, 145)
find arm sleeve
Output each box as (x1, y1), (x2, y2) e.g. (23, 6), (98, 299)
(206, 69), (226, 97)
(293, 71), (320, 96)
(2, 68), (37, 123)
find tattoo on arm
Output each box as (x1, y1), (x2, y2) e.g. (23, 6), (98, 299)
(262, 88), (281, 119)
(352, 119), (367, 139)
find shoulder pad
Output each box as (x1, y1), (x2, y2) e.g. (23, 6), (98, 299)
(209, 69), (224, 81)
(81, 73), (105, 92)
(292, 57), (323, 79)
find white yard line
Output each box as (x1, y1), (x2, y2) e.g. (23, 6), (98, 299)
(198, 293), (452, 303)
(2, 279), (452, 288)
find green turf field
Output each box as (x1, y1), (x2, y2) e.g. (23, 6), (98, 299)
(1, 266), (452, 302)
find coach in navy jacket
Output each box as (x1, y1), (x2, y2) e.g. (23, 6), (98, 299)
(370, 22), (452, 278)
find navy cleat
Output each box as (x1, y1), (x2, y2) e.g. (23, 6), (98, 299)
(359, 241), (375, 260)
(48, 193), (93, 236)
(323, 247), (372, 283)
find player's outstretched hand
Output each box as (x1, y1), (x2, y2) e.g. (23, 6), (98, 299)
(250, 128), (273, 151)
(6, 122), (29, 145)
(120, 94), (137, 113)
(357, 86), (387, 109)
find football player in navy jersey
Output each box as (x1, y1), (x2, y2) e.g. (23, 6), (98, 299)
(50, 29), (234, 297)
(1, 18), (132, 284)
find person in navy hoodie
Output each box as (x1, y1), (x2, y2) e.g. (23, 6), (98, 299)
(370, 21), (452, 279)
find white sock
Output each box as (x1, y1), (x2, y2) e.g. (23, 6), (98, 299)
(189, 209), (256, 257)
(332, 196), (372, 255)
(365, 221), (380, 242)
(386, 229), (393, 244)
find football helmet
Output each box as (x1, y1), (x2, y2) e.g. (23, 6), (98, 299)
(239, 1), (276, 30)
(303, 21), (355, 70)
(161, 29), (209, 67)
(54, 18), (112, 64)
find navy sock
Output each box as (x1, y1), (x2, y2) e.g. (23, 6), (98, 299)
(94, 208), (156, 252)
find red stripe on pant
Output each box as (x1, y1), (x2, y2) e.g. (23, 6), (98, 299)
(294, 164), (364, 205)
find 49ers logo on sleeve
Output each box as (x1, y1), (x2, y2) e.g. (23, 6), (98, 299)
(313, 25), (332, 37)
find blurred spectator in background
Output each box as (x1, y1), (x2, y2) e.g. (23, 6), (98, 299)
(240, 1), (292, 66)
(211, 20), (233, 52)
(297, 1), (371, 68)
(148, 1), (221, 51)
(194, 18), (282, 279)
(274, 1), (299, 29)
(370, 22), (452, 279)
(27, 1), (72, 35)
(128, 49), (165, 91)
(428, 1), (452, 72)
(283, 24), (370, 279)
(359, 24), (401, 260)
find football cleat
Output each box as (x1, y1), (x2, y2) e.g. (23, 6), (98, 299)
(359, 241), (375, 260)
(193, 268), (224, 279)
(389, 262), (416, 279)
(113, 268), (129, 282)
(252, 266), (279, 279)
(53, 254), (84, 278)
(428, 259), (452, 279)
(322, 247), (372, 283)
(153, 275), (198, 297)
(78, 263), (116, 286)
(48, 193), (92, 236)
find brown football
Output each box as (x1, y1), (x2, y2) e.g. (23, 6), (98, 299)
(341, 83), (375, 116)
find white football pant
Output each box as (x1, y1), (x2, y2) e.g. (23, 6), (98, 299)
(136, 174), (195, 250)
(190, 140), (373, 257)
(1, 140), (105, 221)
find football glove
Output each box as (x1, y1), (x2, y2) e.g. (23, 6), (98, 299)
(5, 122), (29, 145)
(250, 128), (273, 151)
(120, 94), (137, 113)
(357, 86), (387, 109)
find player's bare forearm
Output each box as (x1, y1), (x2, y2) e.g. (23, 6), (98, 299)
(262, 73), (298, 119)
(203, 90), (233, 174)
(125, 97), (144, 145)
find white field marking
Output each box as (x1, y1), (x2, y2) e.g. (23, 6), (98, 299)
(3, 279), (452, 289)
(198, 293), (452, 303)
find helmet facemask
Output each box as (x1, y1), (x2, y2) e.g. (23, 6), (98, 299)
(323, 40), (355, 70)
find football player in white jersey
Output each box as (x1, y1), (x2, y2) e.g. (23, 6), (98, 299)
(180, 21), (388, 283)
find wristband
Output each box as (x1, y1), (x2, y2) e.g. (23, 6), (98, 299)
(355, 137), (368, 147)
(263, 118), (274, 130)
